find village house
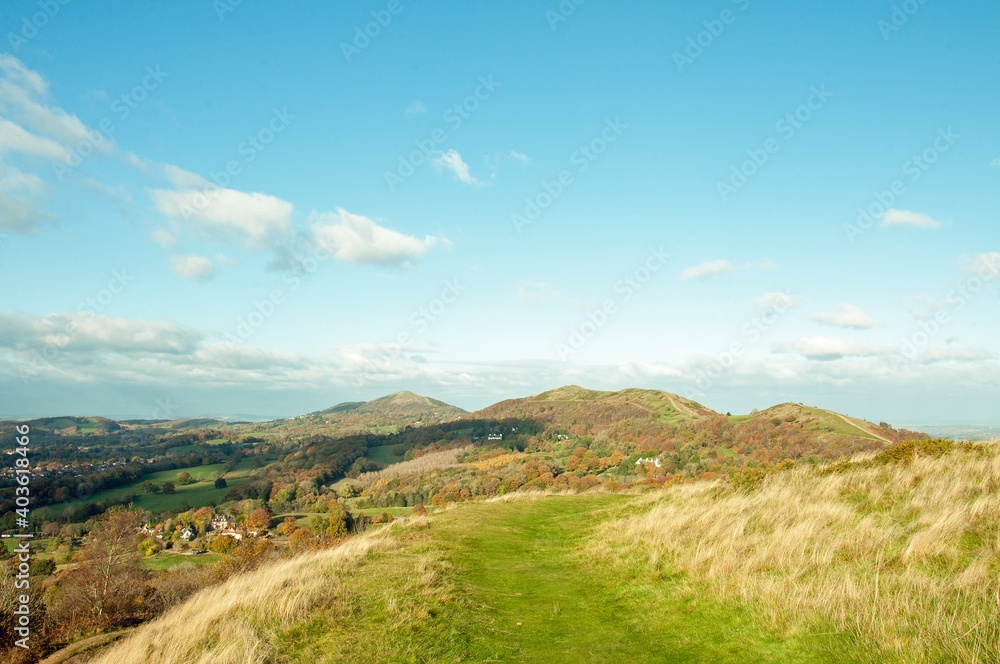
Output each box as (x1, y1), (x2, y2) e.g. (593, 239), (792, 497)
(211, 515), (236, 531)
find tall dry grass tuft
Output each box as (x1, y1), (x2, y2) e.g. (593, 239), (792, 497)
(357, 446), (471, 484)
(90, 526), (400, 664)
(589, 445), (1000, 663)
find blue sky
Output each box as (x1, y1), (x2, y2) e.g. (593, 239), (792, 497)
(1, 0), (998, 425)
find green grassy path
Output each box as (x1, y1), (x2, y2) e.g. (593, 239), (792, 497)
(432, 495), (870, 663)
(281, 495), (875, 663)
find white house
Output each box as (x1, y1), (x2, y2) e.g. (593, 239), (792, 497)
(180, 527), (195, 541)
(211, 516), (236, 531)
(635, 457), (662, 468)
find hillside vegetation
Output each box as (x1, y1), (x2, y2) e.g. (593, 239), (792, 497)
(89, 440), (999, 663)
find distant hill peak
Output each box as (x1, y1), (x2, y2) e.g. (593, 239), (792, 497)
(314, 391), (467, 423)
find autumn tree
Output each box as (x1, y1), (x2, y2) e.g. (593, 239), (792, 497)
(51, 506), (150, 631)
(288, 528), (315, 553)
(210, 535), (239, 554)
(277, 516), (297, 536)
(247, 508), (272, 531)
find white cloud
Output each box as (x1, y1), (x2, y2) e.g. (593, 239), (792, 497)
(795, 336), (889, 361)
(404, 100), (427, 116)
(759, 258), (779, 270)
(151, 228), (177, 248)
(680, 259), (734, 280)
(990, 157), (1000, 169)
(753, 292), (801, 309)
(0, 55), (47, 96)
(311, 208), (443, 268)
(963, 252), (1000, 279)
(431, 149), (484, 187)
(922, 347), (994, 363)
(0, 56), (103, 153)
(170, 254), (215, 281)
(880, 208), (941, 229)
(518, 281), (562, 302)
(150, 168), (293, 246)
(0, 117), (69, 161)
(509, 150), (531, 165)
(0, 159), (50, 233)
(0, 313), (202, 355)
(807, 304), (882, 329)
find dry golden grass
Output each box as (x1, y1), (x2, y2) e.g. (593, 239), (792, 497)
(90, 524), (405, 664)
(469, 452), (534, 470)
(589, 443), (1000, 663)
(357, 445), (471, 484)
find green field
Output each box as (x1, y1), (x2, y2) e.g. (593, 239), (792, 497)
(353, 506), (412, 517)
(59, 459), (259, 514)
(273, 512), (321, 530)
(140, 551), (223, 571)
(276, 496), (872, 663)
(364, 443), (406, 468)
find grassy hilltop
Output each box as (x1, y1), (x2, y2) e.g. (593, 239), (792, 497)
(90, 439), (1000, 664)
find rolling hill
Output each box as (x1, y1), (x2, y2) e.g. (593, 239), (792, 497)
(87, 440), (1000, 664)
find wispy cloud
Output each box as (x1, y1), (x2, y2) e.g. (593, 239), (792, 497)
(431, 149), (484, 187)
(508, 150), (531, 165)
(0, 159), (50, 233)
(753, 291), (801, 309)
(150, 166), (294, 246)
(680, 259), (734, 280)
(311, 208), (445, 268)
(880, 208), (941, 229)
(795, 336), (890, 361)
(170, 254), (216, 281)
(405, 100), (427, 116)
(962, 252), (1000, 278)
(807, 304), (882, 329)
(517, 281), (562, 302)
(151, 228), (177, 248)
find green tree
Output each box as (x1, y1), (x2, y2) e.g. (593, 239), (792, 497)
(214, 477), (228, 489)
(30, 558), (56, 576)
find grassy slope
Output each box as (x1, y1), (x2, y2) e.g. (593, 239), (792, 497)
(364, 442), (406, 468)
(278, 497), (865, 663)
(59, 459), (256, 513)
(93, 444), (1000, 663)
(140, 551), (223, 571)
